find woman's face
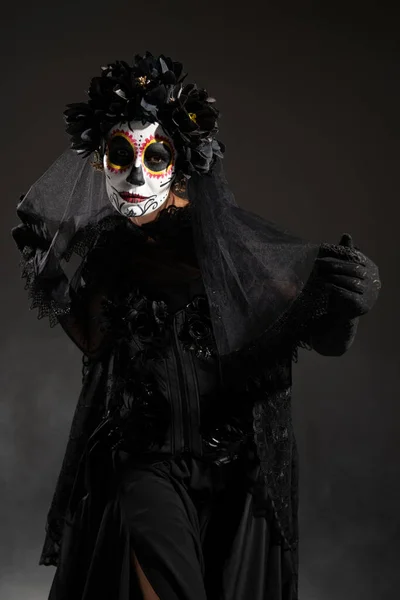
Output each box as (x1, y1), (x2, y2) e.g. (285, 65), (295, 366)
(103, 120), (176, 218)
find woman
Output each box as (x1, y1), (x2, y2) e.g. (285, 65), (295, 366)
(12, 52), (380, 599)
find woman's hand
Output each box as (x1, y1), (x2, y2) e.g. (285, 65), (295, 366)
(315, 234), (381, 320)
(304, 234), (380, 356)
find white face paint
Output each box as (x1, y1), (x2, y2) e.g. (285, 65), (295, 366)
(103, 120), (176, 218)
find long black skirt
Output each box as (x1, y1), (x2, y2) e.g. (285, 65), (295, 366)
(49, 446), (297, 599)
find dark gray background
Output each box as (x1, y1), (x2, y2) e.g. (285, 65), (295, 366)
(1, 1), (399, 598)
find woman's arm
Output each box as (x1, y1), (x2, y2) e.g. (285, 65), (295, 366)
(59, 289), (109, 359)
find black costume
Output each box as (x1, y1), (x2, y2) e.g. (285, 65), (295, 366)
(12, 53), (380, 599)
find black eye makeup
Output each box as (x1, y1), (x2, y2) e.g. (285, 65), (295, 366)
(107, 136), (134, 168)
(143, 142), (172, 172)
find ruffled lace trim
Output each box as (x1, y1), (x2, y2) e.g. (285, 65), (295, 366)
(18, 244), (71, 327)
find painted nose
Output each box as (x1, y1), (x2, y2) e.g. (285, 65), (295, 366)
(126, 165), (145, 186)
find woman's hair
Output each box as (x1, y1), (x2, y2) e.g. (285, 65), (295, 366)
(64, 51), (224, 177)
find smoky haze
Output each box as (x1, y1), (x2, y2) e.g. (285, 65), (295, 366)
(1, 2), (399, 599)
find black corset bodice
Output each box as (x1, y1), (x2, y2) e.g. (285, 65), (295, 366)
(82, 236), (255, 466)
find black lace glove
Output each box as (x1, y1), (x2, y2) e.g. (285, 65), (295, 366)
(316, 233), (381, 319)
(305, 234), (380, 356)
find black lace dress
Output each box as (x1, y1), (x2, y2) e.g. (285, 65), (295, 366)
(23, 206), (303, 600)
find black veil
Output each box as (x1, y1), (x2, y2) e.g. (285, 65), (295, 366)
(12, 148), (323, 361)
(188, 158), (322, 359)
(12, 149), (117, 326)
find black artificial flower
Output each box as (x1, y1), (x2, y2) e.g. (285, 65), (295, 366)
(64, 51), (224, 176)
(179, 295), (217, 360)
(152, 299), (169, 327)
(101, 288), (172, 362)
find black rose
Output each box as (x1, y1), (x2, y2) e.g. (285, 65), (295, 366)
(179, 295), (217, 359)
(64, 52), (224, 176)
(187, 314), (210, 342)
(152, 299), (169, 326)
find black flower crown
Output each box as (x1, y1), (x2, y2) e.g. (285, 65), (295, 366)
(64, 51), (225, 177)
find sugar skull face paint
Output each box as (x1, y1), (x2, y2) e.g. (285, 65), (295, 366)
(103, 120), (176, 218)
